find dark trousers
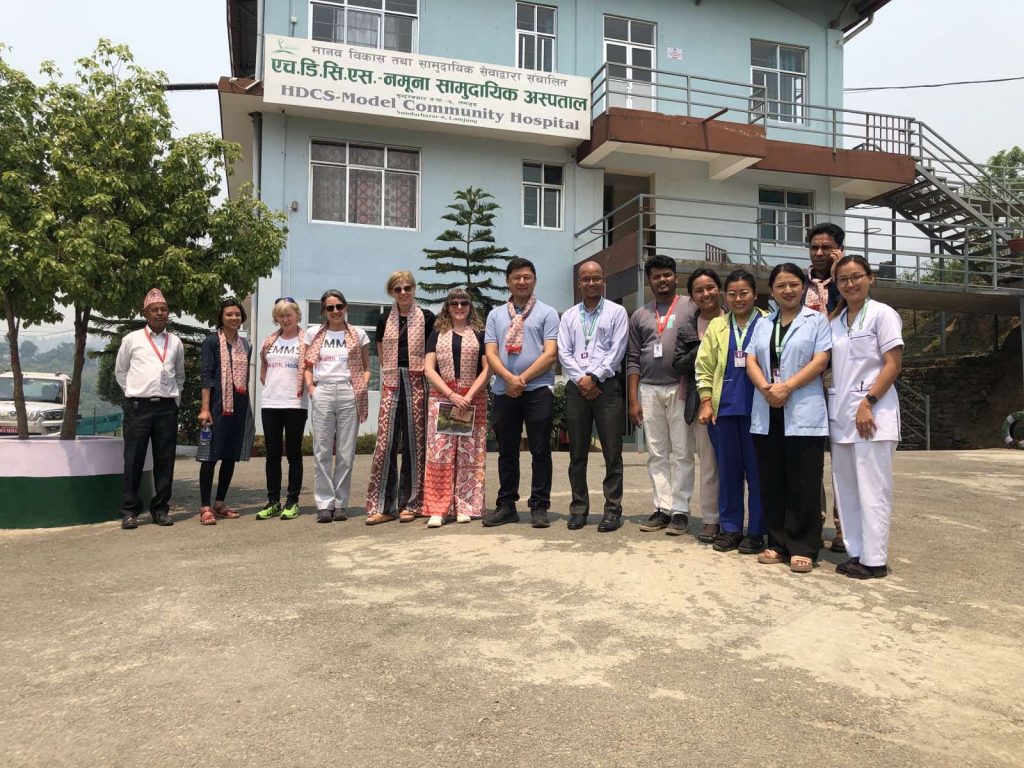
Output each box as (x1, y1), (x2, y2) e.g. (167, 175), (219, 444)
(708, 414), (765, 534)
(200, 460), (236, 507)
(566, 378), (624, 516)
(121, 397), (178, 518)
(262, 407), (307, 505)
(383, 378), (413, 514)
(493, 387), (553, 511)
(753, 411), (825, 559)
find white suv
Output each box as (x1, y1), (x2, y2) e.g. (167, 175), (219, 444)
(0, 372), (70, 436)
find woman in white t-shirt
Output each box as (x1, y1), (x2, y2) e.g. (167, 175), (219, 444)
(256, 298), (309, 521)
(304, 290), (371, 523)
(828, 255), (904, 580)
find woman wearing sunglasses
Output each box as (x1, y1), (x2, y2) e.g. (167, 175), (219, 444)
(255, 297), (308, 521)
(304, 290), (371, 523)
(421, 288), (490, 527)
(365, 271), (436, 525)
(828, 256), (903, 580)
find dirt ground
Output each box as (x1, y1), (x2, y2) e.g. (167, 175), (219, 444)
(1, 448), (1022, 767)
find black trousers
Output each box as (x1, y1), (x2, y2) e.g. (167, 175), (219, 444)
(493, 387), (553, 511)
(753, 410), (825, 559)
(566, 378), (624, 516)
(121, 397), (178, 518)
(382, 378), (414, 514)
(262, 407), (307, 505)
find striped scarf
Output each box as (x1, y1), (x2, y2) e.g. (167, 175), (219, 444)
(381, 304), (426, 387)
(304, 324), (369, 423)
(504, 294), (536, 353)
(218, 331), (249, 416)
(259, 329), (307, 399)
(436, 329), (479, 389)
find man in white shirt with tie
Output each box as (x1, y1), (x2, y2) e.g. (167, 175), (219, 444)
(557, 261), (629, 532)
(114, 288), (186, 529)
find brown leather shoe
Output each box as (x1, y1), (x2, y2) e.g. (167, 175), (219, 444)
(698, 523), (720, 543)
(213, 503), (240, 519)
(365, 513), (397, 526)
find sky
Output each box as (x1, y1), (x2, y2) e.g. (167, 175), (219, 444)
(3, 0), (1022, 339)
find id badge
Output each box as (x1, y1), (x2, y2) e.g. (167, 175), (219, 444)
(160, 367), (174, 391)
(581, 351), (589, 360)
(733, 350), (746, 368)
(653, 341), (663, 359)
(771, 367), (782, 384)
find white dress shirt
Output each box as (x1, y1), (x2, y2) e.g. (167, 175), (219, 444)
(115, 327), (186, 401)
(557, 298), (629, 384)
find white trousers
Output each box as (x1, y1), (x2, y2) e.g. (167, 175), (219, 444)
(694, 420), (719, 524)
(639, 382), (695, 515)
(310, 381), (358, 511)
(830, 440), (896, 567)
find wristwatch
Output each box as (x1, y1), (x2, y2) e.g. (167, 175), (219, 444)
(865, 393), (878, 405)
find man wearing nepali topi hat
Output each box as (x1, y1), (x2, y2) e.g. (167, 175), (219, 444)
(114, 288), (186, 530)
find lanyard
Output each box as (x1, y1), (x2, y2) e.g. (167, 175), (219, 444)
(654, 295), (678, 336)
(145, 328), (168, 363)
(843, 299), (871, 335)
(730, 313), (752, 350)
(774, 316), (792, 358)
(579, 298), (604, 350)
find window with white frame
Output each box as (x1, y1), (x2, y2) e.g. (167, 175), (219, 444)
(516, 3), (556, 72)
(310, 140), (419, 229)
(759, 188), (812, 244)
(751, 41), (807, 124)
(311, 0), (418, 52)
(522, 162), (563, 229)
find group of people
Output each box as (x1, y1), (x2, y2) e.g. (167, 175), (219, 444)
(114, 223), (902, 580)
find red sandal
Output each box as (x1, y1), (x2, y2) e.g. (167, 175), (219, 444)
(199, 507), (217, 525)
(213, 504), (240, 519)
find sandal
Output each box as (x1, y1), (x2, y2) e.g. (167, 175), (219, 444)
(213, 504), (240, 519)
(399, 509), (416, 523)
(790, 556), (814, 574)
(757, 549), (786, 565)
(199, 507), (216, 525)
(365, 513), (397, 526)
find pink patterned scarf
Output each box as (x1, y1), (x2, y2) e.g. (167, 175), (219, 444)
(504, 294), (536, 353)
(219, 331), (249, 416)
(436, 329), (480, 389)
(381, 304), (425, 387)
(304, 323), (368, 423)
(260, 329), (307, 398)
(805, 268), (832, 315)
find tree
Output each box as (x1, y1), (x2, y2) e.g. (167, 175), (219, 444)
(419, 187), (513, 315)
(0, 46), (62, 438)
(20, 40), (288, 439)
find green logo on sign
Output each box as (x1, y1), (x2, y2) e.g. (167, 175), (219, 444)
(273, 39), (299, 55)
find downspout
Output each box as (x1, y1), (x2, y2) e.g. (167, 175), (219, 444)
(843, 14), (874, 44)
(250, 110), (264, 399)
(255, 0), (266, 80)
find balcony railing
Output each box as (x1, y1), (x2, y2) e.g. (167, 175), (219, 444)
(574, 194), (1024, 292)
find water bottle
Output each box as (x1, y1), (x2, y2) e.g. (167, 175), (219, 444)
(197, 424), (213, 462)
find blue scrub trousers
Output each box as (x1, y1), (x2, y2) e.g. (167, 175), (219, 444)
(708, 415), (765, 535)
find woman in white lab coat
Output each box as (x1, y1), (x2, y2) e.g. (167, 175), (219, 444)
(828, 255), (903, 579)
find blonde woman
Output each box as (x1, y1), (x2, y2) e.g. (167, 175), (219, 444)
(421, 288), (490, 527)
(256, 298), (308, 520)
(365, 271), (436, 525)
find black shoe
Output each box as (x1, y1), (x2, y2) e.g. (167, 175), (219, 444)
(835, 556), (860, 575)
(597, 512), (622, 533)
(665, 513), (689, 536)
(738, 534), (765, 554)
(316, 509), (333, 523)
(830, 536), (847, 553)
(332, 509), (348, 522)
(712, 531), (744, 552)
(530, 508), (551, 528)
(151, 513), (174, 527)
(639, 511), (671, 532)
(482, 506), (519, 527)
(697, 523), (720, 543)
(121, 516), (138, 530)
(567, 513), (587, 530)
(845, 562), (888, 580)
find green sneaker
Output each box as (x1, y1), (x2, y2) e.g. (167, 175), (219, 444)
(280, 503), (300, 520)
(256, 502), (281, 520)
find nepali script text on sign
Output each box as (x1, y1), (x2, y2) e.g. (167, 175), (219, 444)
(263, 36), (591, 140)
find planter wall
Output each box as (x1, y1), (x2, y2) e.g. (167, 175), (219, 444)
(0, 436), (152, 528)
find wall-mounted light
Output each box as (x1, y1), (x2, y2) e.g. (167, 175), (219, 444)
(289, 201), (299, 212)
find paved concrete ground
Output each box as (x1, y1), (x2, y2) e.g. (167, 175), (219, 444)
(2, 448), (1023, 767)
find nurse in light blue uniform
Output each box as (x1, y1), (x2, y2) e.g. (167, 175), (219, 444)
(828, 255), (903, 580)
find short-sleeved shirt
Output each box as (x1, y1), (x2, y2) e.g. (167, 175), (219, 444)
(426, 329), (485, 377)
(307, 326), (370, 383)
(484, 299), (559, 394)
(376, 308), (436, 367)
(262, 336), (308, 409)
(829, 300), (904, 444)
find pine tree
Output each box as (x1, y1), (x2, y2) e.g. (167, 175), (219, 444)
(419, 187), (513, 315)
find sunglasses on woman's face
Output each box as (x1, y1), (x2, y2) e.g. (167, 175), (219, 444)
(324, 304), (346, 312)
(448, 300), (470, 308)
(393, 285), (414, 293)
(275, 296), (295, 303)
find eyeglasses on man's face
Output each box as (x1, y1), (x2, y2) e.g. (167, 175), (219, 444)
(578, 276), (604, 284)
(837, 273), (869, 287)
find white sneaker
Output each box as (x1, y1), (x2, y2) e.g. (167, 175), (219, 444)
(456, 513), (471, 524)
(427, 515), (444, 528)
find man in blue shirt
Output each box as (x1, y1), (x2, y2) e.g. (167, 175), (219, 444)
(557, 261), (628, 532)
(484, 258), (559, 528)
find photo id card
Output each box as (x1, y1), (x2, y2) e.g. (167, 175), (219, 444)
(733, 350), (746, 368)
(653, 341), (663, 359)
(771, 367), (782, 384)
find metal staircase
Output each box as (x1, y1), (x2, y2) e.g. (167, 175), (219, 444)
(864, 123), (1024, 285)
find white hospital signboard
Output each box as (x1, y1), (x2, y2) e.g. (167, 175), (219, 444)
(263, 36), (591, 140)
